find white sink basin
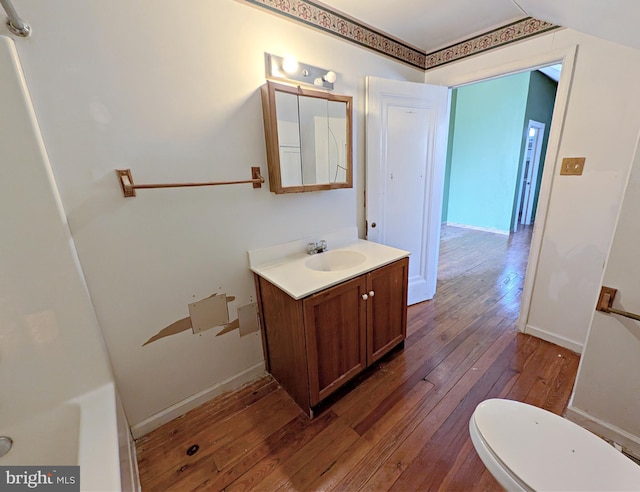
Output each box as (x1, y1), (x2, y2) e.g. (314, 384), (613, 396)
(305, 250), (366, 272)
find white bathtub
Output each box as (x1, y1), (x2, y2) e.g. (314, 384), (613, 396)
(0, 383), (121, 491)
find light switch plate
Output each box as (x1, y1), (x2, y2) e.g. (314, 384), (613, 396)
(561, 157), (585, 175)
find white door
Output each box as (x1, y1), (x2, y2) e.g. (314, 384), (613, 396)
(516, 120), (545, 228)
(366, 77), (450, 305)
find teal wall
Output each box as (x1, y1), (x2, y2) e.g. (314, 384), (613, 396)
(444, 72), (530, 232)
(522, 71), (557, 221)
(443, 71), (557, 232)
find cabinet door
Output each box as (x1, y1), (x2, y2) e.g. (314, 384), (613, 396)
(303, 276), (367, 406)
(367, 258), (409, 365)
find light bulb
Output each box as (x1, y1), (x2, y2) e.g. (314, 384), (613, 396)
(323, 71), (337, 84)
(282, 56), (299, 74)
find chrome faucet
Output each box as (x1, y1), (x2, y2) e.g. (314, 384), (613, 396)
(307, 240), (327, 255)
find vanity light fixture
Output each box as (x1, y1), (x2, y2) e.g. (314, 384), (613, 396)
(323, 71), (337, 83)
(266, 53), (336, 90)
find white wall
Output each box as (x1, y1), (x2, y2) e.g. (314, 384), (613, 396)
(0, 36), (112, 425)
(425, 29), (640, 353)
(3, 0), (423, 431)
(568, 132), (640, 455)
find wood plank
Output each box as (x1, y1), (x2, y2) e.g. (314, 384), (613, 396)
(232, 419), (359, 491)
(405, 263), (524, 349)
(386, 336), (523, 491)
(437, 432), (486, 491)
(170, 410), (338, 491)
(502, 337), (563, 403)
(274, 424), (360, 490)
(475, 470), (503, 492)
(335, 324), (524, 492)
(210, 395), (302, 470)
(353, 311), (514, 436)
(306, 380), (435, 491)
(136, 376), (276, 452)
(138, 388), (294, 488)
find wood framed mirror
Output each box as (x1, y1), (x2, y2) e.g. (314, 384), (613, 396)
(261, 81), (353, 194)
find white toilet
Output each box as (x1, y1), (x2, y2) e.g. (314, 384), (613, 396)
(469, 399), (640, 491)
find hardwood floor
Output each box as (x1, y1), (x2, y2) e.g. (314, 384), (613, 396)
(136, 225), (580, 491)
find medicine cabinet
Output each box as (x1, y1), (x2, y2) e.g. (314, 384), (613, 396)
(261, 81), (353, 194)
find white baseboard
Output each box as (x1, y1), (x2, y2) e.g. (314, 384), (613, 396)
(126, 425), (141, 491)
(566, 405), (640, 459)
(130, 362), (266, 439)
(524, 324), (583, 354)
(116, 387), (141, 491)
(444, 222), (509, 235)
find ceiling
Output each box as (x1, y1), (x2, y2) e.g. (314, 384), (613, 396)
(318, 0), (640, 54)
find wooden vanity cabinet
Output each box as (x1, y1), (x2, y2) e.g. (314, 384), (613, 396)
(304, 275), (368, 406)
(367, 258), (409, 364)
(255, 257), (408, 416)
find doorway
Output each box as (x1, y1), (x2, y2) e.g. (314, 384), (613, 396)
(438, 52), (576, 334)
(367, 46), (576, 331)
(442, 69), (558, 236)
(439, 64), (561, 331)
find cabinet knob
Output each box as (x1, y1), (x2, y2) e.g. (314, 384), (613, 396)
(362, 294), (368, 300)
(369, 291), (375, 297)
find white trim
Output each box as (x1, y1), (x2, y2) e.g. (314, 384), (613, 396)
(126, 429), (141, 491)
(130, 362), (265, 439)
(566, 405), (640, 460)
(517, 46), (577, 333)
(438, 46), (577, 89)
(116, 390), (140, 491)
(444, 222), (509, 235)
(524, 323), (583, 353)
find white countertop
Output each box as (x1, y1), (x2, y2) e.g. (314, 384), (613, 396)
(249, 229), (409, 300)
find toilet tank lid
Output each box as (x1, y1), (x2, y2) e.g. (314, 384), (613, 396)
(473, 399), (640, 492)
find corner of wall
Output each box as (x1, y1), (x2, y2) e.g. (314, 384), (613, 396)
(524, 323), (583, 354)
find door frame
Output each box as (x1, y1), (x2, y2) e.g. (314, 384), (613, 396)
(428, 45), (577, 332)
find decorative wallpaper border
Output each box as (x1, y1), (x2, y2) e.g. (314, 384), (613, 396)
(243, 0), (425, 69)
(425, 17), (560, 69)
(243, 0), (560, 70)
